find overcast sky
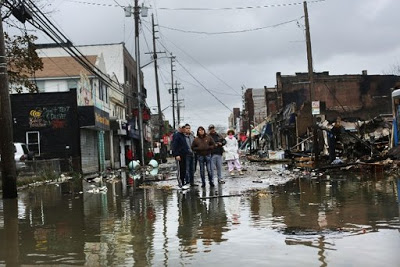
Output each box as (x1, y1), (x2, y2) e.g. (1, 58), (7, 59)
(9, 0), (400, 131)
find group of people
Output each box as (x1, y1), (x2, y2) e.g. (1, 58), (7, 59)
(171, 123), (243, 188)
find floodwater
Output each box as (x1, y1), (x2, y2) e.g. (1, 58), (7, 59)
(0, 170), (399, 266)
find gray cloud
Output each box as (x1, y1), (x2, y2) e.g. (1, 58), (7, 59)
(16, 0), (400, 128)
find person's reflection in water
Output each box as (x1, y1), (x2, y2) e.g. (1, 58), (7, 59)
(199, 185), (228, 250)
(177, 190), (202, 255)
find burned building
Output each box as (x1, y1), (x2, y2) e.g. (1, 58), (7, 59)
(276, 70), (400, 122)
(258, 71), (400, 155)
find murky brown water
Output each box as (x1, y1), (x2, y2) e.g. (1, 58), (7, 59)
(0, 171), (399, 266)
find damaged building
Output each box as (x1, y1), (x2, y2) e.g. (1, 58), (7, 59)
(251, 70), (400, 161)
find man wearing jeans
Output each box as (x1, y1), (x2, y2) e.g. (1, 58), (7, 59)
(184, 124), (197, 186)
(208, 124), (227, 184)
(171, 123), (190, 188)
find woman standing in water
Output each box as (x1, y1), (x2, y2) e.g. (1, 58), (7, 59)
(191, 126), (215, 187)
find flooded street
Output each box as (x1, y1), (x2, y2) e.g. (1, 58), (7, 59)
(0, 166), (399, 266)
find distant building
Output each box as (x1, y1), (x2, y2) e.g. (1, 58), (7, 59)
(228, 108), (241, 132)
(276, 70), (400, 137)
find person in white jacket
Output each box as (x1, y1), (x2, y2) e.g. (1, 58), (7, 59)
(224, 129), (243, 176)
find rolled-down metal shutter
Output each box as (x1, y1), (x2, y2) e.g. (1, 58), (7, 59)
(80, 129), (99, 174)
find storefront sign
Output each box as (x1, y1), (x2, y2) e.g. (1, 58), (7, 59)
(132, 108), (151, 121)
(312, 101), (320, 115)
(78, 106), (110, 130)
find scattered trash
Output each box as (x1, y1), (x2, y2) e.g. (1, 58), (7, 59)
(331, 157), (344, 165)
(87, 185), (107, 194)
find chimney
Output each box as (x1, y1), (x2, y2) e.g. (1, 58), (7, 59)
(362, 70), (368, 75)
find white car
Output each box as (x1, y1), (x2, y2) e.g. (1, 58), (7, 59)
(0, 143), (32, 170)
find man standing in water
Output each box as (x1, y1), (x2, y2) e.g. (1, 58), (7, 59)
(208, 124), (226, 184)
(184, 123), (197, 186)
(172, 123), (190, 188)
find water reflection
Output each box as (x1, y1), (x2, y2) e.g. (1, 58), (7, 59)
(0, 172), (398, 266)
(269, 174), (400, 233)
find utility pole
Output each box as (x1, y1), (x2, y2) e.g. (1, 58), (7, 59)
(175, 80), (184, 125)
(0, 6), (18, 199)
(304, 1), (318, 164)
(134, 0), (145, 166)
(170, 54), (176, 129)
(151, 14), (166, 162)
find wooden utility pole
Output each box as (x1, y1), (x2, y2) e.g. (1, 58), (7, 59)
(175, 80), (179, 124)
(304, 1), (314, 100)
(304, 1), (318, 164)
(134, 0), (145, 165)
(151, 14), (166, 161)
(170, 54), (176, 129)
(0, 7), (18, 199)
(175, 80), (182, 124)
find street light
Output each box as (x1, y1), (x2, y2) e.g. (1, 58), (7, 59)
(140, 56), (169, 69)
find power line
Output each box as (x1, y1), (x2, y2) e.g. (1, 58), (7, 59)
(112, 0), (124, 8)
(141, 22), (234, 111)
(10, 0), (135, 101)
(63, 0), (121, 8)
(175, 58), (232, 112)
(158, 17), (303, 35)
(24, 0), (119, 88)
(158, 67), (239, 96)
(156, 0), (326, 10)
(142, 22), (241, 96)
(61, 0), (326, 10)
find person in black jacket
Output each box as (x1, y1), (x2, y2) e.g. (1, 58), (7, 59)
(172, 123), (190, 187)
(208, 124), (227, 184)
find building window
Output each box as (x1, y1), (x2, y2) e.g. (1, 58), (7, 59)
(105, 85), (108, 103)
(67, 80), (78, 90)
(36, 81), (45, 92)
(99, 81), (104, 101)
(26, 131), (40, 156)
(124, 66), (128, 84)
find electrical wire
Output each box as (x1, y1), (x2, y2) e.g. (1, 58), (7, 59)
(112, 0), (124, 8)
(62, 0), (121, 8)
(21, 0), (134, 100)
(158, 17), (303, 35)
(156, 0), (326, 11)
(141, 22), (234, 111)
(158, 67), (239, 96)
(142, 22), (241, 96)
(61, 0), (326, 10)
(175, 58), (232, 112)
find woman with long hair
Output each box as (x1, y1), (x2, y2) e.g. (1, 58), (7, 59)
(191, 126), (215, 187)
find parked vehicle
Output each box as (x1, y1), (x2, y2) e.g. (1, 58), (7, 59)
(0, 143), (34, 170)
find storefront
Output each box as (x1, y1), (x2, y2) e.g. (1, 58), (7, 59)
(78, 106), (110, 174)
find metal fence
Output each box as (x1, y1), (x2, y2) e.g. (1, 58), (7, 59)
(17, 157), (78, 179)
